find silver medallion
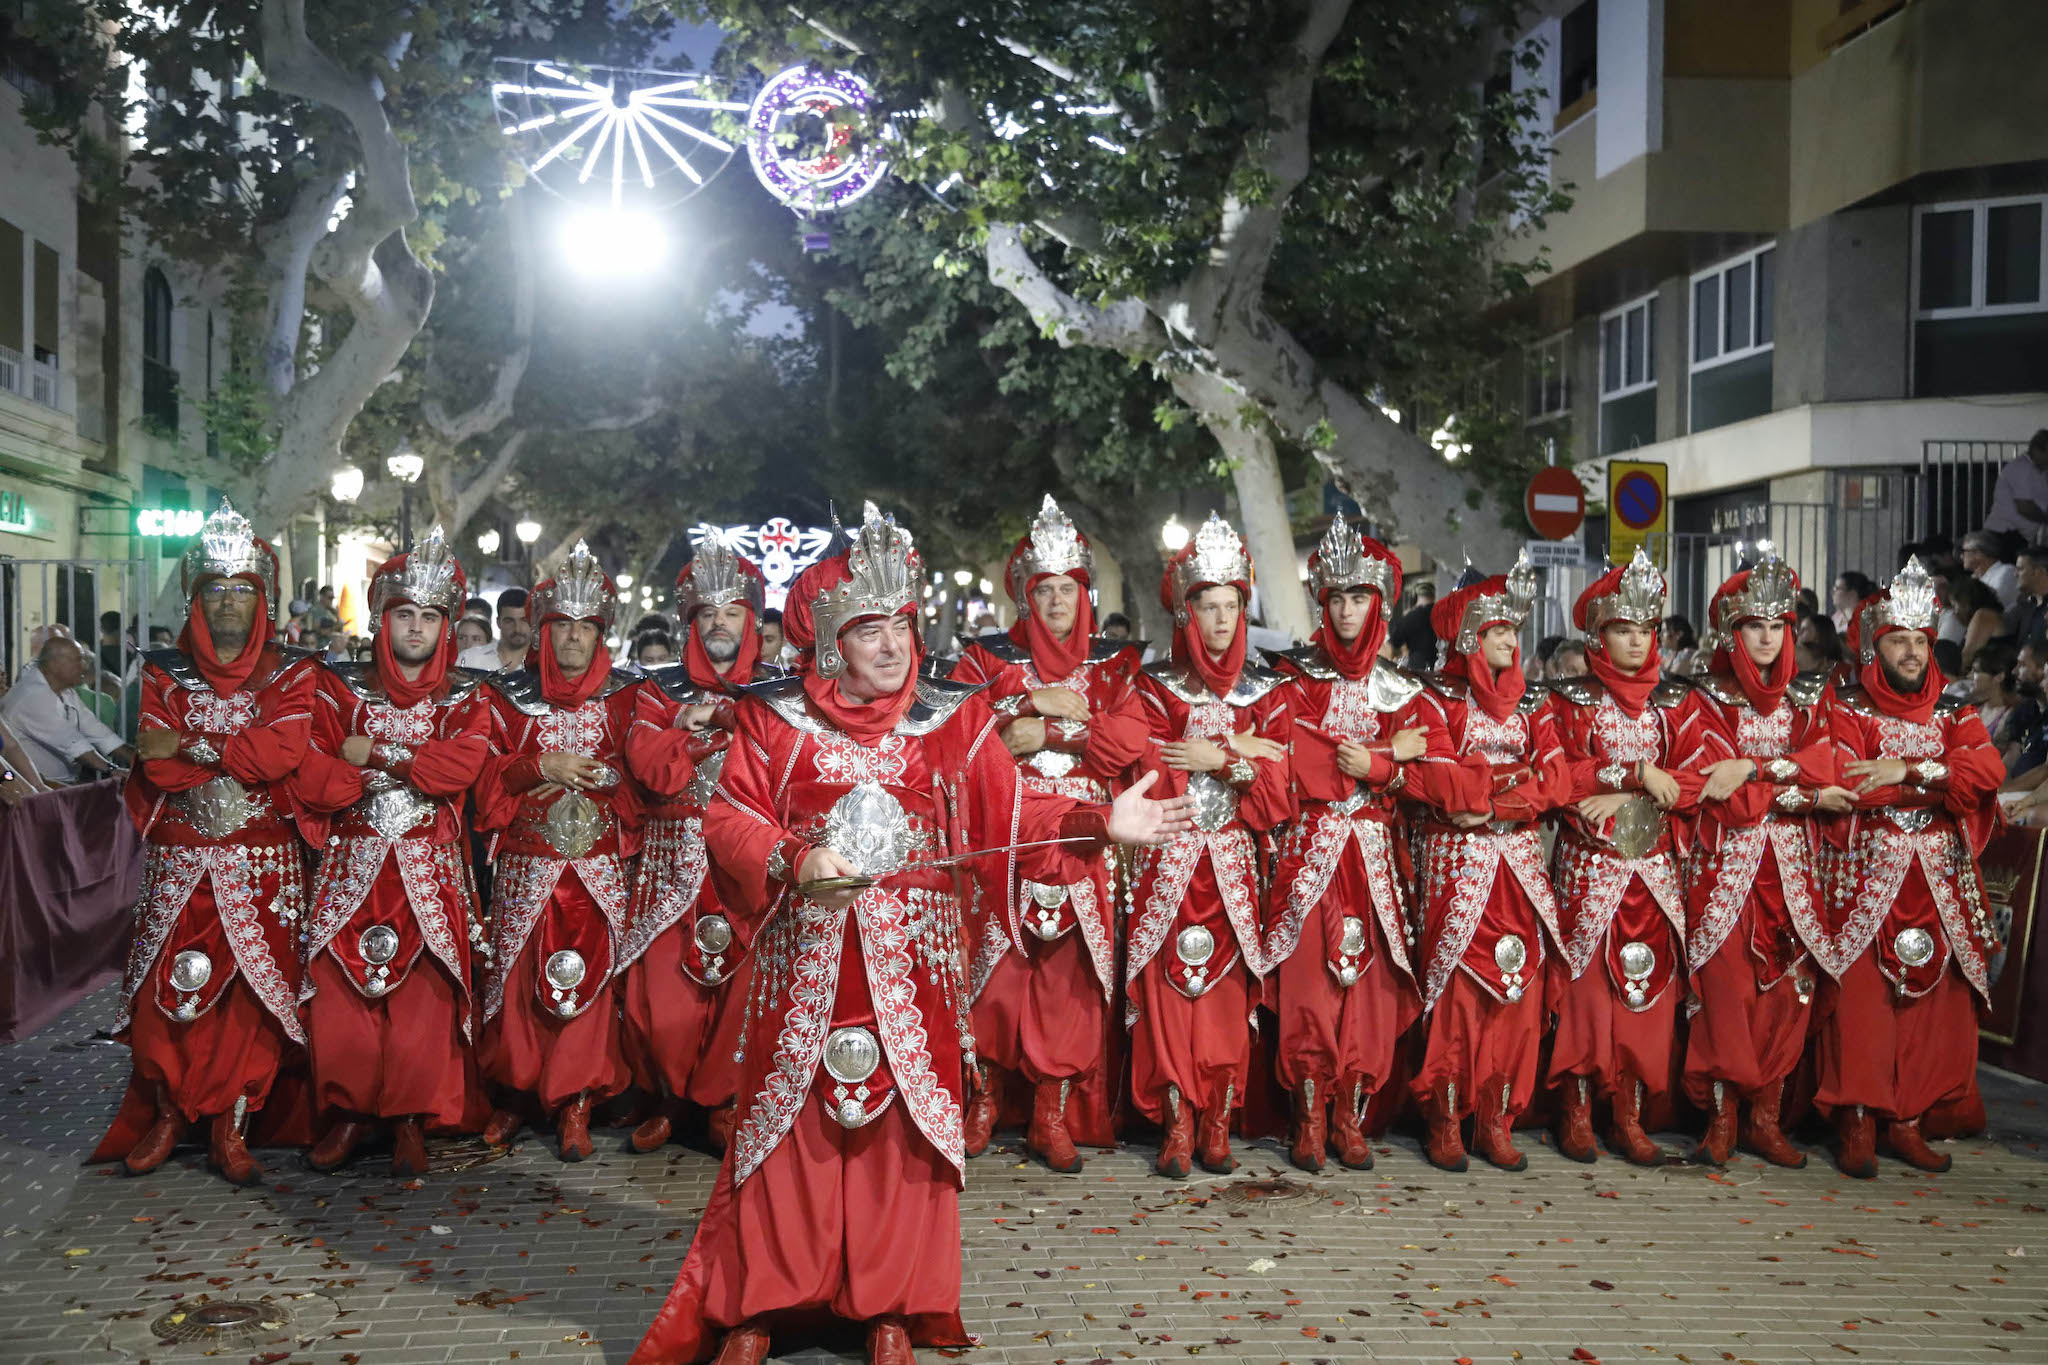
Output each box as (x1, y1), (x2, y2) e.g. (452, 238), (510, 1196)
(543, 791), (606, 859)
(177, 775), (261, 839)
(544, 949), (588, 990)
(1893, 926), (1936, 968)
(1339, 916), (1367, 957)
(169, 949), (213, 993)
(363, 975), (388, 996)
(1028, 881), (1071, 909)
(1337, 964), (1360, 987)
(824, 781), (913, 878)
(359, 783), (434, 841)
(1028, 748), (1080, 780)
(1176, 925), (1216, 966)
(1619, 940), (1656, 982)
(694, 915), (734, 955)
(836, 1096), (868, 1127)
(822, 1025), (882, 1085)
(1494, 934), (1528, 974)
(1609, 794), (1663, 860)
(358, 924), (400, 965)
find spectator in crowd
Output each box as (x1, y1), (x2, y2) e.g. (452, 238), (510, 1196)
(1659, 615), (1698, 677)
(307, 585), (343, 652)
(0, 636), (135, 782)
(0, 671), (51, 805)
(1965, 641), (2022, 752)
(1547, 638), (1589, 678)
(1796, 586), (1820, 617)
(2006, 544), (2048, 645)
(634, 630), (677, 667)
(1795, 613), (1847, 677)
(96, 609), (132, 682)
(1982, 429), (2048, 556)
(1530, 634), (1564, 683)
(284, 596), (312, 646)
(463, 594), (491, 621)
(147, 625), (174, 648)
(1961, 530), (2021, 610)
(758, 606), (787, 662)
(1388, 580), (1439, 671)
(1099, 612), (1133, 643)
(457, 587), (531, 672)
(454, 615), (492, 655)
(1944, 574), (2006, 672)
(1830, 571), (1876, 636)
(631, 611), (670, 639)
(2005, 639), (2048, 780)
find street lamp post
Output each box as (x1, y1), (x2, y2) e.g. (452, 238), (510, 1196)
(515, 518), (543, 577)
(387, 448), (425, 548)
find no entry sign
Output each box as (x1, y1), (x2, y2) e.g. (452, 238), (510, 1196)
(1525, 466), (1586, 540)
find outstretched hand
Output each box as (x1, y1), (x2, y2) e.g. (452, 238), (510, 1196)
(1107, 770), (1194, 847)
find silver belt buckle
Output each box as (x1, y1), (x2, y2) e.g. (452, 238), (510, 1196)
(358, 783), (434, 841)
(822, 1026), (885, 1128)
(1184, 773), (1239, 832)
(543, 791), (607, 858)
(1029, 747), (1079, 780)
(177, 775), (260, 839)
(1887, 807), (1934, 833)
(1608, 794), (1663, 860)
(825, 781), (912, 877)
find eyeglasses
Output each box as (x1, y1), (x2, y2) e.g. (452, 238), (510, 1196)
(199, 581), (260, 600)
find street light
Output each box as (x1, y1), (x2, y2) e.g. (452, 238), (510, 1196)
(1161, 516), (1189, 552)
(476, 528), (501, 556)
(331, 465), (364, 503)
(387, 448), (425, 548)
(978, 577), (993, 596)
(515, 518), (543, 575)
(616, 572), (635, 589)
(953, 568), (972, 587)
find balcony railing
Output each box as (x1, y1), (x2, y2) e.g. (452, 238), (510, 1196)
(0, 344), (18, 398)
(0, 343), (68, 415)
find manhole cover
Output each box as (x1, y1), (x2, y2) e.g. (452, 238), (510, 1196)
(150, 1298), (291, 1344)
(336, 1135), (510, 1178)
(1214, 1177), (1315, 1204)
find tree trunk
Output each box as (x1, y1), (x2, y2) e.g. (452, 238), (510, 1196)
(1043, 431), (1175, 647)
(1172, 371), (1314, 642)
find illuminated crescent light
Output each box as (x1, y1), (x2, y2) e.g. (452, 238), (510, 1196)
(492, 59), (749, 207)
(746, 66), (891, 214)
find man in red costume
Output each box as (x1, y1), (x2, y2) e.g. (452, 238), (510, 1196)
(950, 495), (1147, 1173)
(619, 532), (782, 1154)
(93, 500), (316, 1185)
(1680, 553), (1850, 1167)
(1546, 548), (1704, 1165)
(474, 541), (641, 1161)
(293, 527), (491, 1174)
(629, 502), (1189, 1365)
(1266, 516), (1424, 1172)
(1400, 557), (1566, 1171)
(1817, 556), (2002, 1177)
(1127, 512), (1292, 1179)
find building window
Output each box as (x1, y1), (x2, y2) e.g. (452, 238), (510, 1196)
(141, 265), (177, 434)
(1524, 332), (1570, 425)
(1913, 195), (2048, 398)
(1555, 1), (1598, 124)
(1599, 294), (1657, 455)
(1690, 244), (1775, 434)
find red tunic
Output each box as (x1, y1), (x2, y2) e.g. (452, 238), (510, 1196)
(292, 662), (491, 1128)
(1544, 675), (1705, 1101)
(1676, 672), (1836, 1103)
(93, 645), (316, 1156)
(630, 676), (1107, 1363)
(950, 634), (1147, 1112)
(1399, 678), (1567, 1117)
(1265, 650), (1426, 1104)
(1814, 688), (2002, 1119)
(473, 668), (641, 1108)
(1124, 658), (1291, 1121)
(616, 663), (774, 1106)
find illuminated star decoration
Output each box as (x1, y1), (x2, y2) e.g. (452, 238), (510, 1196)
(491, 59), (750, 207)
(689, 519), (836, 611)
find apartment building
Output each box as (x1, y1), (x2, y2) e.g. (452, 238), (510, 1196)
(1495, 0), (2048, 620)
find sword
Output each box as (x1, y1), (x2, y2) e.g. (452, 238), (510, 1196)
(792, 835), (1096, 898)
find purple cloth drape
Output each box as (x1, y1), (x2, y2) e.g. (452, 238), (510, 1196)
(0, 776), (140, 1043)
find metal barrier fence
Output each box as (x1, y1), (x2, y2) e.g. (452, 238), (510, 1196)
(1, 558), (157, 739)
(1922, 439), (2030, 548)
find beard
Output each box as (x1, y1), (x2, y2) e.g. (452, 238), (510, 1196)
(1880, 657), (1928, 694)
(702, 628), (739, 663)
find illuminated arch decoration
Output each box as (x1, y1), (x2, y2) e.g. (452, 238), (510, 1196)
(491, 59), (750, 207)
(745, 66), (891, 216)
(689, 519), (836, 610)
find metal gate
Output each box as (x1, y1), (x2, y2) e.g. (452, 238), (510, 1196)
(1, 558), (157, 737)
(1922, 439), (2029, 547)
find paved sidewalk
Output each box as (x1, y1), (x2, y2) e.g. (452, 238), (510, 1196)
(3, 989), (2044, 1364)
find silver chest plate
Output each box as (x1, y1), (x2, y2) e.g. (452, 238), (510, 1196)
(1028, 747), (1079, 780)
(356, 772), (435, 842)
(175, 775), (263, 840)
(1184, 773), (1239, 833)
(543, 791), (607, 859)
(824, 781), (913, 878)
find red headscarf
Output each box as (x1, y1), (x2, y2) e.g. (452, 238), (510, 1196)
(1707, 567), (1796, 712)
(370, 550), (467, 710)
(797, 552), (924, 742)
(1309, 535), (1401, 681)
(1574, 562), (1662, 714)
(1850, 594), (1942, 724)
(679, 557), (765, 691)
(1432, 577), (1526, 720)
(780, 557), (839, 674)
(1160, 542), (1250, 700)
(530, 574), (616, 710)
(177, 539), (280, 695)
(1006, 540), (1096, 682)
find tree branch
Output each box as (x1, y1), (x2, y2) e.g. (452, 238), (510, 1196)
(422, 197), (536, 446)
(985, 223), (1161, 356)
(254, 172), (348, 399)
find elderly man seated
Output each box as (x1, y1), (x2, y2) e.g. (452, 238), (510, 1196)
(0, 636), (134, 782)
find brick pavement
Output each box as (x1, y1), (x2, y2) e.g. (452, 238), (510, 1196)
(2, 988), (2044, 1365)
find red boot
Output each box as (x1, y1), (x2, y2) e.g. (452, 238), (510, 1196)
(391, 1117), (429, 1177)
(1475, 1080), (1526, 1172)
(1329, 1079), (1373, 1170)
(306, 1115), (368, 1172)
(706, 1100), (737, 1154)
(963, 1064), (997, 1158)
(123, 1082), (185, 1176)
(866, 1315), (916, 1365)
(1289, 1081), (1326, 1174)
(1835, 1104), (1877, 1179)
(1741, 1081), (1806, 1168)
(1027, 1078), (1083, 1173)
(1196, 1083), (1235, 1174)
(1697, 1080), (1737, 1166)
(711, 1320), (771, 1365)
(1557, 1076), (1598, 1163)
(1156, 1085), (1194, 1179)
(556, 1093), (593, 1163)
(1610, 1077), (1664, 1167)
(1423, 1082), (1468, 1173)
(1883, 1117), (1952, 1173)
(482, 1106), (521, 1147)
(630, 1097), (679, 1154)
(209, 1101), (262, 1187)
